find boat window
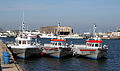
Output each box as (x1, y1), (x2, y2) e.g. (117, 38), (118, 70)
(52, 43), (54, 45)
(95, 44), (98, 47)
(62, 43), (65, 46)
(52, 43), (55, 46)
(87, 43), (91, 46)
(55, 43), (57, 46)
(89, 44), (92, 46)
(92, 44), (94, 47)
(23, 41), (26, 44)
(99, 44), (102, 47)
(28, 41), (30, 44)
(16, 41), (18, 45)
(19, 41), (21, 44)
(58, 43), (62, 46)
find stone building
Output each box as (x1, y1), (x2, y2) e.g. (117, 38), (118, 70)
(40, 24), (73, 36)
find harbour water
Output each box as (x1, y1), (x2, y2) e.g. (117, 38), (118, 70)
(1, 37), (120, 71)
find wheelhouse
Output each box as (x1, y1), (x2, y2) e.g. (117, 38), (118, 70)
(50, 38), (67, 47)
(86, 38), (102, 47)
(15, 37), (32, 46)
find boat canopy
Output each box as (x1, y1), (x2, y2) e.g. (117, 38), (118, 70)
(86, 37), (102, 47)
(86, 38), (102, 43)
(50, 37), (67, 47)
(51, 38), (66, 42)
(15, 36), (32, 45)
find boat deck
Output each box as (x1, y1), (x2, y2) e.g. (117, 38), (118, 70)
(70, 44), (96, 55)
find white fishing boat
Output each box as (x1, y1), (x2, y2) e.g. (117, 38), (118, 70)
(43, 37), (72, 58)
(63, 34), (83, 39)
(7, 13), (42, 59)
(39, 33), (56, 39)
(71, 37), (108, 59)
(71, 25), (108, 59)
(26, 33), (37, 38)
(8, 36), (42, 59)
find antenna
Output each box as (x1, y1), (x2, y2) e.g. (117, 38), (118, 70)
(58, 22), (60, 27)
(22, 11), (25, 37)
(93, 24), (96, 37)
(19, 26), (21, 36)
(22, 11), (25, 32)
(57, 21), (61, 36)
(57, 18), (62, 36)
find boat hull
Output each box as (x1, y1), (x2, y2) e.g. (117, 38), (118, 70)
(10, 47), (42, 59)
(43, 47), (72, 58)
(72, 45), (108, 59)
(85, 50), (107, 59)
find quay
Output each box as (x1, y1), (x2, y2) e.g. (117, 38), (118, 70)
(0, 40), (23, 71)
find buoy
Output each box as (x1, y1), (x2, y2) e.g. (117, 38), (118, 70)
(41, 52), (44, 55)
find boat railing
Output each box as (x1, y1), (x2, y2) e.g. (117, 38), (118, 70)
(5, 41), (15, 45)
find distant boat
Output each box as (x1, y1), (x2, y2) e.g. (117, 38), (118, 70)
(110, 36), (120, 39)
(26, 33), (37, 38)
(40, 33), (83, 39)
(63, 34), (83, 39)
(0, 35), (7, 37)
(39, 33), (56, 38)
(43, 37), (72, 58)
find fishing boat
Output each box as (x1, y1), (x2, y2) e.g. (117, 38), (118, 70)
(63, 34), (83, 39)
(7, 36), (42, 59)
(43, 37), (72, 58)
(71, 37), (108, 59)
(71, 25), (108, 59)
(39, 32), (56, 39)
(7, 13), (42, 59)
(26, 33), (37, 38)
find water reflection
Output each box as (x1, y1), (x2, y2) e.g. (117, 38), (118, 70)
(75, 57), (108, 71)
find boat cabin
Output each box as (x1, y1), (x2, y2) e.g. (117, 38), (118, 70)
(86, 38), (102, 47)
(15, 37), (32, 46)
(50, 38), (67, 47)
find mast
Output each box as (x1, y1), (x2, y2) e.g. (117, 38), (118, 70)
(19, 26), (21, 36)
(57, 22), (60, 36)
(22, 11), (25, 37)
(57, 18), (61, 36)
(93, 24), (96, 37)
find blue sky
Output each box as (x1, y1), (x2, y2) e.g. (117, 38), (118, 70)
(0, 0), (120, 33)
